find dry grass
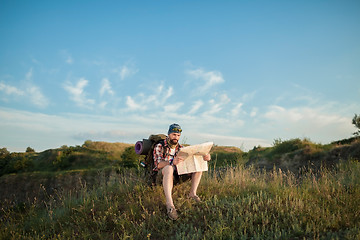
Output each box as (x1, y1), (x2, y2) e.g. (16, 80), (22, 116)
(83, 140), (133, 154)
(1, 160), (359, 239)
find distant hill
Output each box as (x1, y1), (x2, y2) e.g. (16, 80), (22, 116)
(1, 137), (360, 177)
(245, 137), (360, 174)
(0, 141), (134, 177)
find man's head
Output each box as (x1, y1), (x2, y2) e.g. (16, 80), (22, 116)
(167, 123), (182, 145)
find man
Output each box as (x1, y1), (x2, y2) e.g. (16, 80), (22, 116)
(153, 123), (211, 220)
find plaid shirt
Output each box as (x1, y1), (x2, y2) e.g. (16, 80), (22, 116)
(153, 138), (182, 171)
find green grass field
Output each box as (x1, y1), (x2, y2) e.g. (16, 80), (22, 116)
(1, 138), (360, 239)
(1, 160), (359, 239)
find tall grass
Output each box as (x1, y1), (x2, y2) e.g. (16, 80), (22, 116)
(1, 161), (359, 239)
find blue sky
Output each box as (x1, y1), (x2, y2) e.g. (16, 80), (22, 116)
(1, 0), (359, 152)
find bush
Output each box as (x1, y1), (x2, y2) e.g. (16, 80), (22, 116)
(0, 148), (11, 176)
(272, 138), (305, 155)
(120, 146), (138, 168)
(14, 155), (33, 171)
(0, 147), (10, 157)
(210, 151), (243, 168)
(26, 147), (35, 153)
(352, 113), (360, 136)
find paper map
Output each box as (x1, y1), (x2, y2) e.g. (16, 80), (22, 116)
(176, 142), (213, 175)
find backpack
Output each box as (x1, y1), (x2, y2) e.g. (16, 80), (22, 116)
(135, 134), (167, 186)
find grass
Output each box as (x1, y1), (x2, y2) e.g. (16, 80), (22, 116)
(1, 160), (359, 239)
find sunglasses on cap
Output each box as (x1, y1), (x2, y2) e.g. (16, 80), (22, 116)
(171, 127), (182, 133)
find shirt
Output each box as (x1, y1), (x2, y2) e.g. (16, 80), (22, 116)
(153, 138), (182, 171)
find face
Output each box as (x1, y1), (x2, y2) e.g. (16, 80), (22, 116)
(168, 132), (181, 145)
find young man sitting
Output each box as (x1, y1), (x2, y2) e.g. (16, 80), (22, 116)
(153, 123), (211, 220)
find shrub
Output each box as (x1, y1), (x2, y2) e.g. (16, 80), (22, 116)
(210, 151), (243, 168)
(0, 148), (11, 176)
(26, 147), (35, 153)
(0, 147), (10, 157)
(120, 146), (138, 168)
(352, 113), (360, 136)
(272, 138), (305, 155)
(13, 155), (33, 171)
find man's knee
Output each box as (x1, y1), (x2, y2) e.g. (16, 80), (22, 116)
(162, 165), (174, 176)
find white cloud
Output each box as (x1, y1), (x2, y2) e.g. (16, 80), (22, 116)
(231, 103), (244, 116)
(0, 82), (24, 96)
(2, 98), (356, 153)
(26, 85), (49, 108)
(0, 106), (264, 152)
(125, 96), (145, 111)
(265, 105), (303, 122)
(60, 50), (74, 64)
(219, 94), (230, 104)
(124, 83), (175, 112)
(25, 68), (33, 80)
(63, 78), (95, 108)
(164, 86), (174, 99)
(0, 81), (48, 108)
(155, 85), (174, 103)
(206, 99), (222, 115)
(114, 64), (139, 80)
(100, 78), (114, 96)
(242, 91), (257, 102)
(188, 100), (203, 114)
(163, 102), (184, 113)
(250, 107), (258, 117)
(203, 93), (230, 115)
(262, 105), (353, 142)
(186, 68), (224, 92)
(99, 101), (107, 109)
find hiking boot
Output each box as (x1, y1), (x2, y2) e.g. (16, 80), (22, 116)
(167, 206), (178, 220)
(188, 195), (201, 202)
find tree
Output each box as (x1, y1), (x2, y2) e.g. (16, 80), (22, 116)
(120, 146), (138, 168)
(0, 147), (10, 157)
(352, 114), (360, 136)
(26, 147), (35, 153)
(0, 148), (11, 176)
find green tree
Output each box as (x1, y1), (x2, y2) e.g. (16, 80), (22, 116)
(14, 155), (33, 172)
(0, 148), (11, 176)
(352, 114), (360, 136)
(120, 146), (138, 168)
(0, 147), (10, 157)
(26, 147), (35, 153)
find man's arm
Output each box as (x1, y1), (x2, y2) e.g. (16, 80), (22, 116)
(153, 143), (177, 170)
(157, 160), (171, 169)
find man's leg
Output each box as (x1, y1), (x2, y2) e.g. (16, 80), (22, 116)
(162, 165), (175, 208)
(189, 171), (202, 198)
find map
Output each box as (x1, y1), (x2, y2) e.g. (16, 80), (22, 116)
(176, 142), (213, 175)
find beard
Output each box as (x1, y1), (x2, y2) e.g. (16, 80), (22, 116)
(170, 138), (178, 145)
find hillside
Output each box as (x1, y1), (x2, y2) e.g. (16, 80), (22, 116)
(0, 147), (359, 239)
(245, 137), (360, 174)
(1, 137), (359, 206)
(0, 141), (133, 176)
(1, 137), (360, 239)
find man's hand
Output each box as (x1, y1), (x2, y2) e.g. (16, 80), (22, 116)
(173, 155), (184, 165)
(203, 154), (211, 161)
